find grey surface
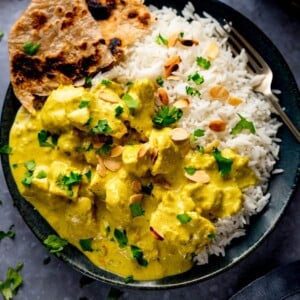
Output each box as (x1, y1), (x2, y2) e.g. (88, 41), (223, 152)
(0, 0), (299, 299)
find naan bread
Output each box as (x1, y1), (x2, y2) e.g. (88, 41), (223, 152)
(87, 0), (153, 59)
(9, 0), (114, 113)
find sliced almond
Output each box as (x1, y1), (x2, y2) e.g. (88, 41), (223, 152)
(103, 158), (122, 172)
(168, 33), (179, 47)
(73, 78), (86, 87)
(206, 41), (219, 60)
(173, 98), (190, 109)
(98, 92), (119, 103)
(93, 141), (105, 149)
(167, 75), (181, 81)
(149, 147), (158, 163)
(138, 143), (151, 158)
(96, 155), (106, 177)
(131, 180), (142, 193)
(209, 84), (229, 101)
(157, 87), (169, 105)
(161, 179), (171, 190)
(208, 119), (227, 132)
(179, 39), (199, 47)
(185, 170), (210, 183)
(170, 128), (190, 142)
(164, 55), (182, 78)
(110, 145), (123, 158)
(129, 193), (144, 204)
(150, 226), (164, 241)
(228, 96), (243, 106)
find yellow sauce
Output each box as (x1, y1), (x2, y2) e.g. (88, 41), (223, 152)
(9, 79), (257, 280)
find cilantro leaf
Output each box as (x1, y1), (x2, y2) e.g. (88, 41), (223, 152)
(85, 76), (92, 87)
(130, 245), (148, 267)
(196, 145), (205, 154)
(56, 171), (82, 196)
(23, 41), (41, 56)
(90, 119), (112, 135)
(155, 33), (168, 45)
(38, 130), (56, 148)
(115, 106), (124, 118)
(36, 170), (47, 179)
(130, 202), (145, 218)
(231, 114), (256, 135)
(186, 86), (201, 97)
(184, 167), (196, 175)
(152, 106), (183, 128)
(196, 56), (211, 69)
(114, 229), (128, 248)
(44, 234), (68, 256)
(0, 225), (15, 242)
(212, 148), (233, 176)
(207, 233), (216, 239)
(78, 100), (90, 108)
(122, 94), (139, 110)
(124, 275), (134, 284)
(79, 238), (93, 252)
(188, 71), (205, 85)
(156, 76), (164, 87)
(176, 213), (192, 224)
(0, 262), (23, 300)
(0, 32), (4, 41)
(21, 160), (36, 187)
(101, 79), (112, 86)
(0, 144), (12, 154)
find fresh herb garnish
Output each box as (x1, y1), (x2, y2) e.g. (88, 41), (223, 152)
(155, 33), (168, 45)
(231, 114), (256, 135)
(191, 129), (205, 141)
(115, 106), (124, 118)
(38, 130), (57, 148)
(85, 76), (92, 87)
(78, 100), (90, 109)
(152, 106), (183, 128)
(176, 213), (192, 224)
(114, 229), (128, 248)
(156, 76), (164, 87)
(122, 94), (139, 110)
(124, 275), (134, 284)
(23, 41), (41, 56)
(212, 148), (233, 176)
(130, 202), (145, 218)
(85, 170), (92, 180)
(75, 143), (93, 153)
(101, 79), (112, 86)
(186, 86), (201, 97)
(0, 32), (4, 41)
(36, 170), (47, 179)
(207, 233), (216, 239)
(0, 262), (23, 300)
(0, 225), (15, 242)
(79, 238), (93, 252)
(0, 144), (12, 154)
(196, 56), (211, 70)
(196, 145), (205, 154)
(188, 71), (205, 85)
(44, 234), (68, 257)
(90, 119), (112, 134)
(141, 183), (153, 195)
(130, 245), (148, 267)
(179, 32), (184, 39)
(184, 167), (196, 175)
(21, 160), (36, 187)
(84, 117), (93, 126)
(56, 171), (82, 196)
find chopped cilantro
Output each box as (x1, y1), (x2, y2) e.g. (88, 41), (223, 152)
(78, 100), (90, 109)
(188, 71), (205, 85)
(184, 167), (196, 175)
(130, 202), (145, 218)
(107, 287), (123, 300)
(156, 76), (164, 87)
(122, 94), (139, 110)
(176, 213), (192, 224)
(43, 234), (68, 257)
(114, 229), (128, 248)
(0, 225), (15, 242)
(124, 275), (134, 284)
(105, 226), (111, 237)
(85, 117), (93, 126)
(0, 262), (23, 300)
(208, 233), (216, 239)
(90, 119), (112, 134)
(196, 56), (211, 69)
(191, 129), (205, 141)
(0, 32), (4, 41)
(186, 86), (201, 97)
(101, 79), (112, 86)
(152, 106), (183, 128)
(85, 170), (92, 180)
(23, 41), (41, 56)
(141, 183), (153, 195)
(130, 245), (148, 267)
(115, 106), (124, 118)
(36, 170), (47, 179)
(75, 143), (93, 153)
(196, 145), (205, 154)
(155, 33), (168, 45)
(231, 114), (256, 135)
(79, 238), (93, 252)
(56, 171), (82, 196)
(37, 130), (57, 148)
(85, 76), (92, 87)
(179, 32), (184, 38)
(21, 160), (36, 187)
(212, 148), (233, 176)
(0, 144), (12, 154)
(12, 164), (18, 169)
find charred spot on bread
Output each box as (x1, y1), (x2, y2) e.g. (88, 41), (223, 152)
(87, 0), (113, 20)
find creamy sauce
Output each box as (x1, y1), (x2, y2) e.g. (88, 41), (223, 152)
(9, 79), (257, 280)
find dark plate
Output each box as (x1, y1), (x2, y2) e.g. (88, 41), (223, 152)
(1, 0), (300, 290)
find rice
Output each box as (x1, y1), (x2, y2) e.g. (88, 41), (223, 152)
(94, 3), (281, 265)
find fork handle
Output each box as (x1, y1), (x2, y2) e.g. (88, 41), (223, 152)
(268, 94), (300, 143)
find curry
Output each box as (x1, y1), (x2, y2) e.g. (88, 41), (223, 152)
(9, 79), (257, 280)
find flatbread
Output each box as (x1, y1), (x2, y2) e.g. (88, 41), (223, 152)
(9, 0), (114, 113)
(87, 0), (153, 59)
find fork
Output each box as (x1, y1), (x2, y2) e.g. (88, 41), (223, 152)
(217, 22), (300, 143)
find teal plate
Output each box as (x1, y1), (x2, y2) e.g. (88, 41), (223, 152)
(1, 0), (300, 289)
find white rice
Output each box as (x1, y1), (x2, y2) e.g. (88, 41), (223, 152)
(94, 3), (281, 265)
